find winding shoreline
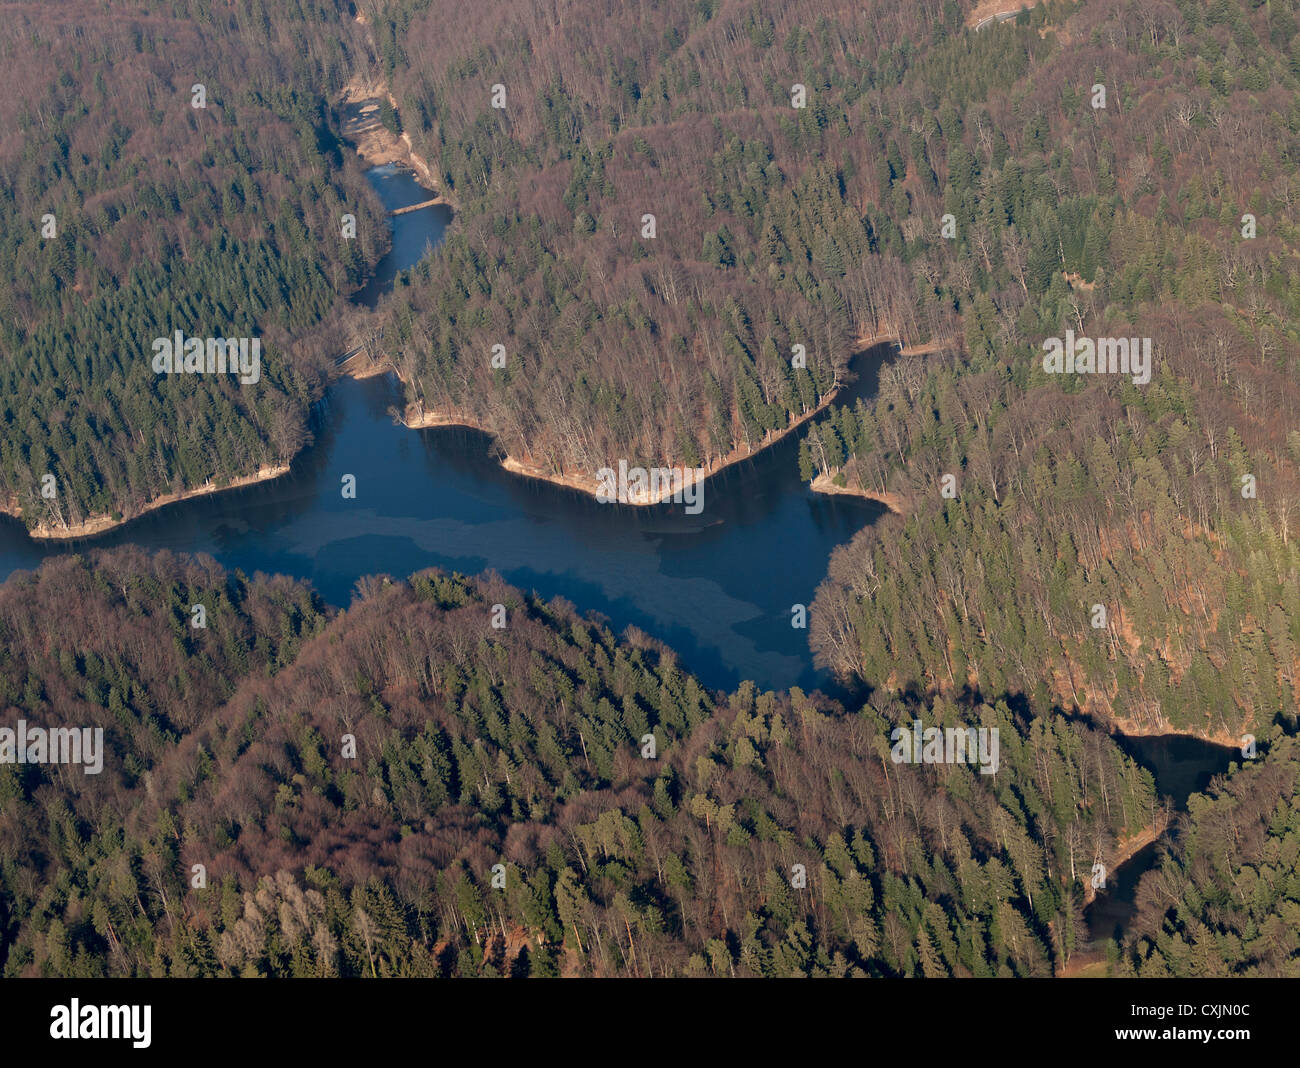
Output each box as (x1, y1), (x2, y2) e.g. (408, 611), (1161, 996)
(1, 81), (433, 544)
(389, 332), (948, 507)
(393, 352), (882, 507)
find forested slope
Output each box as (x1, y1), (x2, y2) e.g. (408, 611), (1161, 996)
(351, 0), (1300, 738)
(3, 0), (1297, 981)
(0, 0), (383, 532)
(1120, 735), (1299, 977)
(0, 550), (1198, 978)
(367, 0), (965, 470)
(794, 0), (1300, 739)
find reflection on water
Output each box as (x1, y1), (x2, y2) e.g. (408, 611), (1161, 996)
(0, 371), (886, 692)
(351, 163), (452, 309)
(1086, 733), (1239, 944)
(0, 163), (887, 694)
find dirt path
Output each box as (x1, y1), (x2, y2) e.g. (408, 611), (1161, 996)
(968, 2), (1025, 30)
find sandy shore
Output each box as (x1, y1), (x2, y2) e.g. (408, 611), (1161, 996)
(397, 360), (871, 506)
(340, 77), (443, 196)
(810, 471), (905, 513)
(6, 464), (291, 541)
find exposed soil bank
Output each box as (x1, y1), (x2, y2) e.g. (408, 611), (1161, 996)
(340, 77), (443, 197)
(810, 471), (905, 514)
(1110, 716), (1243, 749)
(1081, 817), (1169, 909)
(5, 465), (291, 541)
(396, 340), (897, 507)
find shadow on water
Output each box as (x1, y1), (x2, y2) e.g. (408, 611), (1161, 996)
(351, 163), (452, 309)
(0, 163), (892, 696)
(1085, 733), (1240, 945)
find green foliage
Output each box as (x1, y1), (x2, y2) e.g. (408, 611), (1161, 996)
(0, 553), (1176, 978)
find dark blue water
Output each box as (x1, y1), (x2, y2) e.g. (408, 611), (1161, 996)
(0, 164), (886, 693)
(1086, 733), (1239, 942)
(352, 163), (452, 308)
(1115, 733), (1240, 810)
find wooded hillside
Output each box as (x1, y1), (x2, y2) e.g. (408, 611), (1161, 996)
(796, 0), (1300, 738)
(8, 550), (1250, 978)
(344, 0), (1300, 738)
(0, 0), (381, 531)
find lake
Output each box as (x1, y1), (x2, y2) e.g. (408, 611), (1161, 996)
(0, 162), (887, 694)
(1085, 732), (1241, 944)
(0, 159), (1248, 951)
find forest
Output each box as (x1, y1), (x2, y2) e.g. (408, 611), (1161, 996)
(790, 0), (1300, 740)
(0, 0), (1296, 979)
(1119, 734), (1300, 977)
(353, 0), (1300, 738)
(0, 0), (385, 531)
(3, 549), (1290, 977)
